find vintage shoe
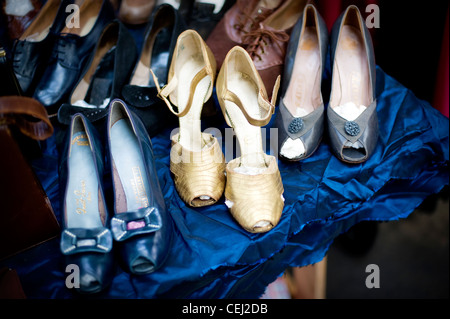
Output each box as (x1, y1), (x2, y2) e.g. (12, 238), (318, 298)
(243, 0), (307, 97)
(33, 0), (115, 113)
(57, 20), (137, 125)
(152, 29), (226, 207)
(216, 46), (284, 233)
(118, 0), (155, 25)
(121, 4), (185, 137)
(206, 0), (284, 71)
(327, 5), (378, 163)
(276, 4), (328, 161)
(10, 0), (70, 96)
(107, 99), (172, 275)
(59, 113), (114, 294)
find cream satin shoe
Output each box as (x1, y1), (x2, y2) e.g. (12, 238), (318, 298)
(152, 29), (226, 207)
(216, 45), (284, 233)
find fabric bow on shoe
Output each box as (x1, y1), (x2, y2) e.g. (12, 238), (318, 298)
(110, 207), (162, 242)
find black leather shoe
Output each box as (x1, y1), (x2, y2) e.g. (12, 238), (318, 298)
(33, 0), (115, 114)
(59, 113), (115, 294)
(275, 4), (328, 161)
(10, 0), (70, 96)
(107, 99), (172, 275)
(327, 5), (378, 163)
(58, 20), (137, 125)
(121, 3), (186, 137)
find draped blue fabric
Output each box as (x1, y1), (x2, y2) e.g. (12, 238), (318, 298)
(2, 66), (448, 299)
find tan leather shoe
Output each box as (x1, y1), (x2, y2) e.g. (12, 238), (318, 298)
(216, 46), (284, 233)
(152, 30), (226, 207)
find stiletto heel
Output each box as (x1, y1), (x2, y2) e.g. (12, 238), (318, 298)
(216, 46), (284, 233)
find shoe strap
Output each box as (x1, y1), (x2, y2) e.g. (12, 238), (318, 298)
(223, 75), (280, 127)
(151, 66), (210, 118)
(0, 96), (53, 140)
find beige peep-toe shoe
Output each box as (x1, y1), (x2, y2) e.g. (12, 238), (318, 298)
(152, 29), (226, 207)
(216, 46), (284, 233)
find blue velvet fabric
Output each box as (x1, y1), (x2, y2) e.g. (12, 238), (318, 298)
(1, 66), (448, 299)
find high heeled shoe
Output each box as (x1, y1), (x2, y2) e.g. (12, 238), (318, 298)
(107, 99), (172, 275)
(152, 29), (226, 207)
(121, 3), (186, 137)
(327, 5), (378, 163)
(216, 46), (284, 233)
(275, 4), (328, 161)
(59, 113), (114, 294)
(57, 20), (137, 125)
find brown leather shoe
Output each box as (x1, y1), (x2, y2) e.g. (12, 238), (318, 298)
(243, 0), (307, 98)
(118, 0), (155, 25)
(206, 0), (284, 72)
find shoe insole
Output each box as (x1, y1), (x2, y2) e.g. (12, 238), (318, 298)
(283, 26), (321, 116)
(225, 71), (266, 169)
(85, 46), (116, 106)
(66, 131), (102, 229)
(71, 45), (116, 105)
(280, 26), (321, 159)
(177, 54), (212, 153)
(131, 26), (172, 87)
(110, 118), (151, 213)
(20, 0), (59, 41)
(330, 25), (370, 110)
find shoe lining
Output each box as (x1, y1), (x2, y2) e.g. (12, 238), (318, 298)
(110, 115), (151, 213)
(65, 118), (103, 228)
(280, 24), (321, 159)
(225, 52), (266, 169)
(20, 0), (60, 41)
(330, 25), (370, 111)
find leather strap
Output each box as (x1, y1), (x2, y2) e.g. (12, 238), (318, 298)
(223, 75), (280, 127)
(151, 67), (211, 118)
(0, 96), (53, 140)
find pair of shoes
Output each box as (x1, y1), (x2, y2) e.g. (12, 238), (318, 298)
(59, 99), (172, 294)
(206, 0), (308, 97)
(152, 29), (284, 233)
(276, 4), (378, 164)
(57, 19), (137, 125)
(28, 0), (115, 113)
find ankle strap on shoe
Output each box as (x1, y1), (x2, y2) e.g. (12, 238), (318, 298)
(222, 75), (280, 127)
(151, 67), (212, 118)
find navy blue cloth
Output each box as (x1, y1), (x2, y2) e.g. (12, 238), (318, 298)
(1, 66), (448, 299)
